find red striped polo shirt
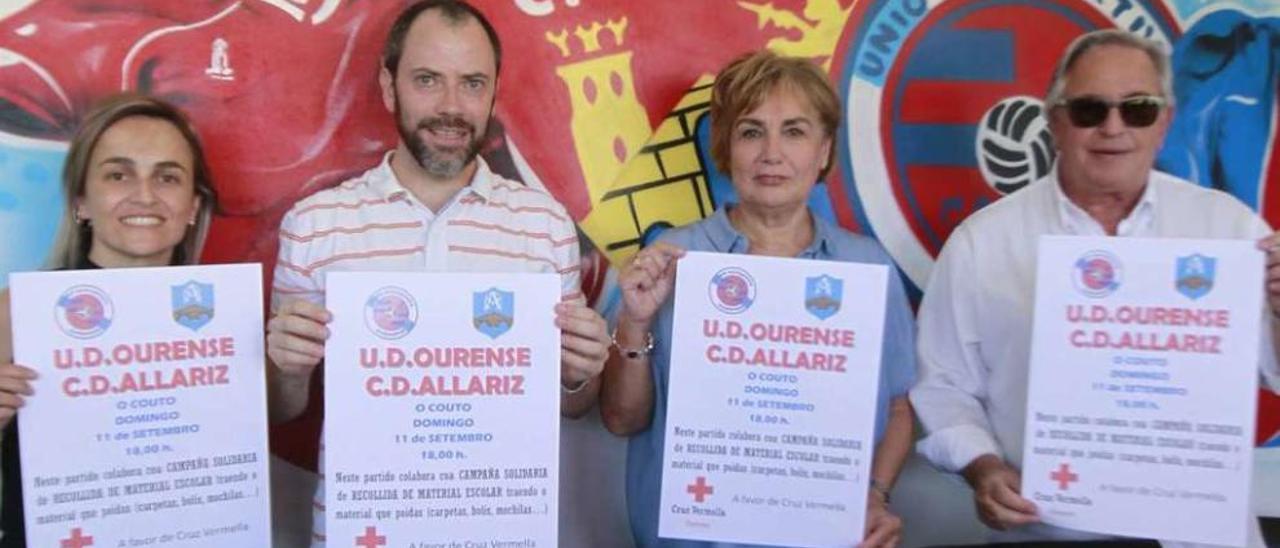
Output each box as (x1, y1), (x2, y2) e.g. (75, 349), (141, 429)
(272, 152), (582, 310)
(269, 152), (581, 547)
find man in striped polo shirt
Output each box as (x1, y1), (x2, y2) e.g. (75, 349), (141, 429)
(265, 1), (612, 545)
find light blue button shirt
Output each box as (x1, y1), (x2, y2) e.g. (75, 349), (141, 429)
(625, 207), (918, 548)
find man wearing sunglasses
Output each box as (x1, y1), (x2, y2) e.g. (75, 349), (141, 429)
(911, 29), (1280, 542)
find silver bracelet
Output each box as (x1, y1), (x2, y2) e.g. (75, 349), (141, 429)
(561, 378), (590, 394)
(611, 328), (654, 359)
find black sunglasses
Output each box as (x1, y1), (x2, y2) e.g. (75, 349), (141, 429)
(1055, 95), (1166, 128)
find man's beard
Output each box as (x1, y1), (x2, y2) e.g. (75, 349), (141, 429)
(395, 96), (486, 180)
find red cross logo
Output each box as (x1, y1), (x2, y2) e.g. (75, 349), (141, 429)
(687, 476), (714, 503)
(61, 528), (94, 548)
(354, 526), (386, 548)
(1050, 463), (1079, 490)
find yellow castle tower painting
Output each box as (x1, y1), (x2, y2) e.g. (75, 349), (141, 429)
(545, 18), (650, 209)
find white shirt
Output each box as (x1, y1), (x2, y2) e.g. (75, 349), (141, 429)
(910, 169), (1279, 540)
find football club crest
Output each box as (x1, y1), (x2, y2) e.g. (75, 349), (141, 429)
(1175, 253), (1216, 300)
(805, 275), (844, 320)
(171, 281), (214, 331)
(364, 287), (417, 340)
(473, 288), (515, 339)
(835, 0), (1177, 289)
(708, 267), (756, 315)
(54, 285), (113, 339)
(1072, 250), (1122, 298)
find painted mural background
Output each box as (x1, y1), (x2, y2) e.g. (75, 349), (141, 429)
(3, 0), (1280, 478)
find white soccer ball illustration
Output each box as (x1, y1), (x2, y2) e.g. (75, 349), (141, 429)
(976, 96), (1055, 194)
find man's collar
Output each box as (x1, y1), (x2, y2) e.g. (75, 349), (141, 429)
(1051, 167), (1157, 231)
(467, 157), (496, 202)
(370, 150), (495, 203)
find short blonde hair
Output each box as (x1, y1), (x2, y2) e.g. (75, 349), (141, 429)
(48, 94), (218, 269)
(709, 50), (841, 179)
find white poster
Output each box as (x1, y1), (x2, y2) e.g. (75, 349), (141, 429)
(324, 272), (560, 547)
(1023, 235), (1263, 546)
(658, 251), (886, 547)
(10, 263), (272, 547)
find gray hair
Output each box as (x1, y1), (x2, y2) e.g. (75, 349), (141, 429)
(1044, 30), (1174, 108)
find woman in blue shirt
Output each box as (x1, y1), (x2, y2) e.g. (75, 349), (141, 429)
(600, 50), (917, 548)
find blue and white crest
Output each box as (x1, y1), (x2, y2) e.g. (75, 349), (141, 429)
(1175, 254), (1216, 300)
(805, 275), (844, 320)
(171, 281), (214, 331)
(473, 288), (515, 339)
